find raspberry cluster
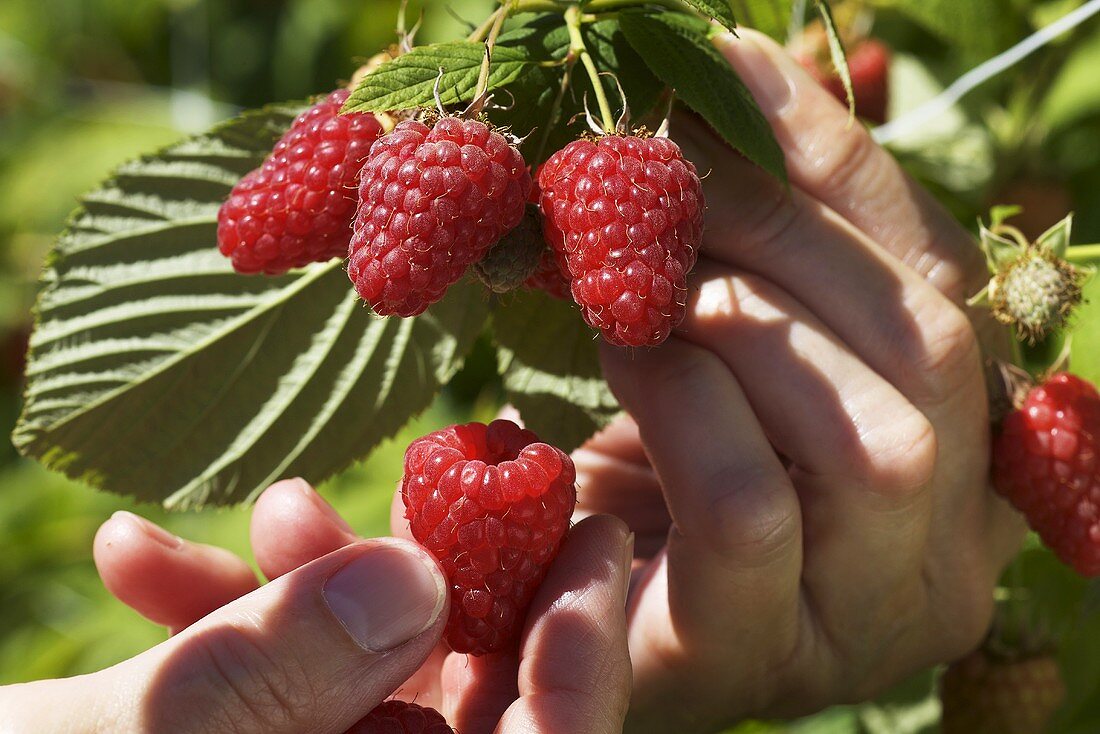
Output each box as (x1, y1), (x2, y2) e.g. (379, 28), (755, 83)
(400, 419), (576, 655)
(348, 117), (532, 316)
(217, 90), (384, 274)
(993, 372), (1100, 576)
(538, 134), (705, 346)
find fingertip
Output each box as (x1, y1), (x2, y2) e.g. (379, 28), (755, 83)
(251, 478), (358, 580)
(94, 512), (181, 581)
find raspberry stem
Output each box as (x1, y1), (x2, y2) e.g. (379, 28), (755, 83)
(1066, 244), (1100, 265)
(566, 5), (617, 133)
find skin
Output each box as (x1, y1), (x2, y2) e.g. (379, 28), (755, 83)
(0, 480), (633, 734)
(0, 28), (1023, 734)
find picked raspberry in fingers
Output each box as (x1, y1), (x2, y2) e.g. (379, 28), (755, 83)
(400, 419), (576, 655)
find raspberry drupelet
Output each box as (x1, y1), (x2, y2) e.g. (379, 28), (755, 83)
(348, 117), (532, 317)
(217, 89), (384, 274)
(400, 419), (576, 655)
(538, 134), (705, 347)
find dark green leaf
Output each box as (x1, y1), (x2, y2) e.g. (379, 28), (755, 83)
(13, 103), (488, 508)
(493, 291), (619, 453)
(619, 11), (787, 184)
(872, 0), (1018, 57)
(497, 15), (665, 163)
(343, 42), (534, 113)
(682, 0), (738, 30)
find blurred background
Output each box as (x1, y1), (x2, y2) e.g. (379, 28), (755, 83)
(3, 0), (1100, 731)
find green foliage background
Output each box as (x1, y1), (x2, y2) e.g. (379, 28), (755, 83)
(3, 0), (1100, 732)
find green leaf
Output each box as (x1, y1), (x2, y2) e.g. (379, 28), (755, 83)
(342, 42), (534, 113)
(1070, 261), (1100, 384)
(870, 0), (1017, 57)
(493, 291), (619, 453)
(730, 0), (792, 40)
(13, 104), (488, 509)
(682, 0), (738, 30)
(812, 0), (854, 123)
(1042, 26), (1100, 132)
(619, 11), (787, 185)
(497, 15), (664, 163)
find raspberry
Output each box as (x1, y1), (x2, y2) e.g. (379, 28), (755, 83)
(993, 372), (1100, 576)
(474, 205), (546, 294)
(991, 249), (1083, 344)
(400, 419), (576, 655)
(939, 649), (1066, 734)
(217, 89), (385, 275)
(538, 134), (704, 346)
(798, 38), (890, 125)
(349, 701), (454, 734)
(348, 117), (532, 317)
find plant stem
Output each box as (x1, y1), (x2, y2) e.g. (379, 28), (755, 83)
(565, 5), (616, 133)
(1067, 244), (1100, 265)
(583, 0), (684, 11)
(472, 6), (510, 102)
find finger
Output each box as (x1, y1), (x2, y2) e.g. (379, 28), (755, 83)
(94, 511), (258, 632)
(94, 540), (445, 734)
(250, 478), (358, 580)
(495, 515), (634, 734)
(676, 110), (982, 413)
(390, 483), (416, 543)
(573, 417), (669, 554)
(442, 652), (521, 734)
(679, 258), (937, 499)
(714, 29), (986, 303)
(599, 341), (802, 688)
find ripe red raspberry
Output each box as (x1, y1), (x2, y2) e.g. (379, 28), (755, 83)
(993, 372), (1100, 576)
(939, 649), (1065, 734)
(798, 39), (891, 125)
(400, 419), (576, 655)
(348, 117), (532, 317)
(217, 89), (384, 274)
(350, 701), (454, 734)
(538, 134), (704, 347)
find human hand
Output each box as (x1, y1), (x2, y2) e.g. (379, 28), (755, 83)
(575, 29), (1026, 733)
(0, 479), (632, 734)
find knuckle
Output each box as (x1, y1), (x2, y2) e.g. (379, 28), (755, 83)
(185, 622), (311, 733)
(911, 304), (981, 404)
(867, 410), (938, 498)
(734, 186), (804, 258)
(810, 125), (881, 194)
(695, 463), (800, 566)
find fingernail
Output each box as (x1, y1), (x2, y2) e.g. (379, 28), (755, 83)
(291, 477), (354, 534)
(714, 32), (795, 117)
(622, 532), (636, 599)
(112, 511), (183, 549)
(323, 543), (446, 652)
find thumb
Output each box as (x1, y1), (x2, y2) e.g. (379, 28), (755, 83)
(3, 539), (447, 734)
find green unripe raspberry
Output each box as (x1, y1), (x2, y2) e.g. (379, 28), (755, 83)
(991, 252), (1083, 343)
(474, 205), (546, 294)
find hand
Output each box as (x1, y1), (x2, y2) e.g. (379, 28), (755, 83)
(575, 30), (1025, 732)
(0, 479), (632, 734)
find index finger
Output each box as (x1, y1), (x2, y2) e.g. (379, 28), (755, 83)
(494, 515), (634, 734)
(714, 30), (986, 303)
